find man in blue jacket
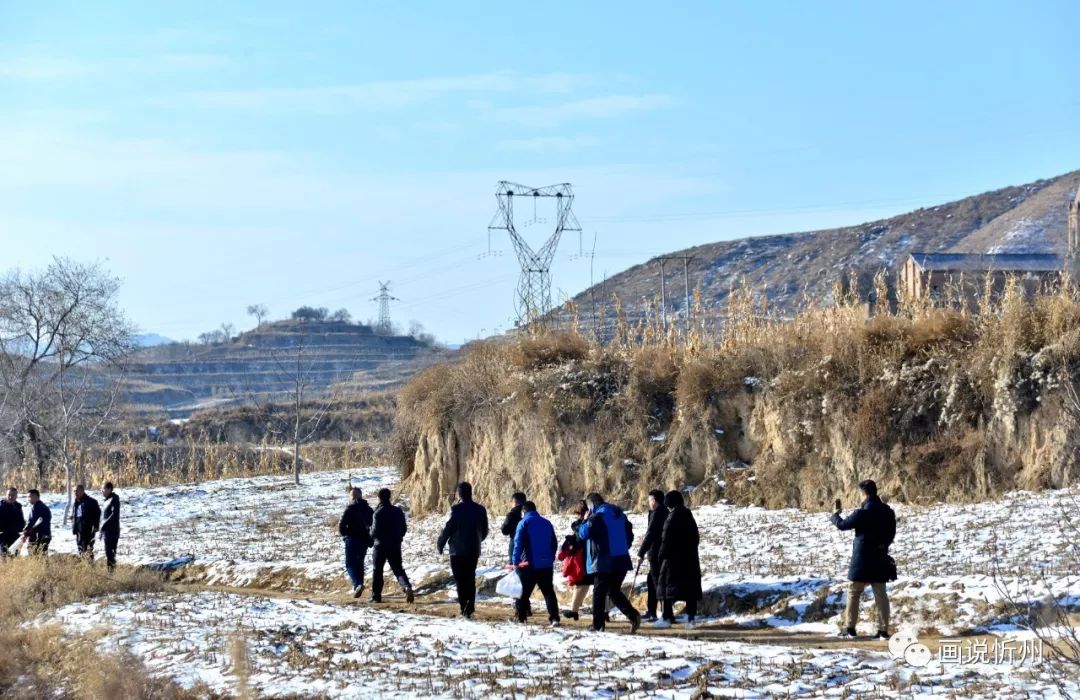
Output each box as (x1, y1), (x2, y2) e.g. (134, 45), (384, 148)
(512, 501), (561, 626)
(578, 492), (641, 633)
(437, 482), (489, 619)
(831, 479), (896, 639)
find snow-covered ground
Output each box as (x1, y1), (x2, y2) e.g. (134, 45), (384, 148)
(44, 591), (1067, 699)
(26, 468), (1080, 698)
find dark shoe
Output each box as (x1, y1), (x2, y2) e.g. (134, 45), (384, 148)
(562, 610), (578, 621)
(352, 584), (364, 599)
(405, 588), (415, 604)
(839, 627), (857, 638)
(629, 614), (641, 635)
(875, 629), (889, 639)
(642, 613), (658, 622)
(370, 597), (382, 604)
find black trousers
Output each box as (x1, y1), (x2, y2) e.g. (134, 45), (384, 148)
(372, 545), (411, 600)
(663, 598), (698, 622)
(450, 555), (479, 617)
(592, 569), (639, 631)
(645, 558), (661, 616)
(0, 532), (19, 554)
(103, 530), (119, 571)
(29, 535), (50, 555)
(517, 568), (560, 623)
(76, 530), (95, 559)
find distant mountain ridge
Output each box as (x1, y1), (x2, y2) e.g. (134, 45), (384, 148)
(134, 332), (175, 348)
(564, 169), (1080, 323)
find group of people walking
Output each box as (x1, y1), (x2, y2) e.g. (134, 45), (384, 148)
(0, 483), (122, 571)
(338, 482), (708, 633)
(339, 478), (897, 638)
(2, 472), (893, 642)
(338, 487), (415, 604)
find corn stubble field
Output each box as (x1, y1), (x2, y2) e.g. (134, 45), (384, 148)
(3, 466), (1075, 699)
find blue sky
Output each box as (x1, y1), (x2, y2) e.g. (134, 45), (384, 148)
(2, 1), (1078, 343)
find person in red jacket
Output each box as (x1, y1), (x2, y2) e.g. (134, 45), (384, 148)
(557, 500), (608, 621)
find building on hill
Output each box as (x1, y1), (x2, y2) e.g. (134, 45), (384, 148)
(898, 252), (1064, 302)
(900, 186), (1080, 304)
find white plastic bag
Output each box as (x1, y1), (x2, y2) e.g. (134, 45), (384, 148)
(496, 571), (523, 598)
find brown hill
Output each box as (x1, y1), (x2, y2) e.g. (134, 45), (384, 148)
(563, 170), (1080, 327)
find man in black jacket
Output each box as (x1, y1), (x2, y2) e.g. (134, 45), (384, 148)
(500, 492), (529, 616)
(370, 488), (414, 604)
(72, 484), (101, 559)
(99, 482), (121, 572)
(0, 488), (26, 555)
(24, 489), (51, 554)
(831, 479), (896, 639)
(637, 489), (668, 621)
(339, 487), (374, 598)
(500, 492), (526, 563)
(437, 482), (489, 618)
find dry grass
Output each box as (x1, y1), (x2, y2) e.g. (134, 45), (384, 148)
(0, 625), (208, 700)
(0, 555), (165, 622)
(3, 439), (384, 492)
(396, 272), (1080, 510)
(0, 556), (207, 699)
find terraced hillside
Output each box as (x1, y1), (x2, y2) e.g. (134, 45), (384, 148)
(122, 319), (444, 416)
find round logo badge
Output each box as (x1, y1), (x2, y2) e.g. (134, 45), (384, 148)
(904, 643), (933, 668)
(888, 631), (919, 659)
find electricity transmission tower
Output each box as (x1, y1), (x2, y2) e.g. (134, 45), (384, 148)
(488, 181), (581, 327)
(371, 281), (398, 334)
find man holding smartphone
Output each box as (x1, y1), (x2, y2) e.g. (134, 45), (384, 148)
(831, 479), (896, 639)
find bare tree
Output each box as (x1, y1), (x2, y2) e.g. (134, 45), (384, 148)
(246, 303), (269, 329)
(235, 337), (339, 484)
(198, 329), (225, 345)
(329, 308), (352, 323)
(0, 258), (134, 517)
(220, 322), (235, 341)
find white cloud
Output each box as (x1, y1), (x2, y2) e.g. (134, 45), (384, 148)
(160, 71), (597, 112)
(0, 56), (94, 80)
(498, 135), (600, 152)
(493, 94), (675, 128)
(0, 50), (229, 81)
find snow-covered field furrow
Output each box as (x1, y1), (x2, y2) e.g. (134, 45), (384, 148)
(25, 467), (1080, 697)
(32, 468), (1079, 632)
(43, 592), (1065, 699)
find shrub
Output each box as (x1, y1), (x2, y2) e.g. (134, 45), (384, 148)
(508, 331), (589, 370)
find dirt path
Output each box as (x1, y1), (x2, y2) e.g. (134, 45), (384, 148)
(174, 582), (986, 655)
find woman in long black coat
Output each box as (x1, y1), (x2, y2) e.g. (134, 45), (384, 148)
(655, 490), (703, 627)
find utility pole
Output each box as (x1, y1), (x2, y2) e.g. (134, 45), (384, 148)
(683, 256), (693, 336)
(659, 258), (668, 331)
(488, 181), (581, 328)
(656, 255), (695, 336)
(371, 281), (398, 334)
